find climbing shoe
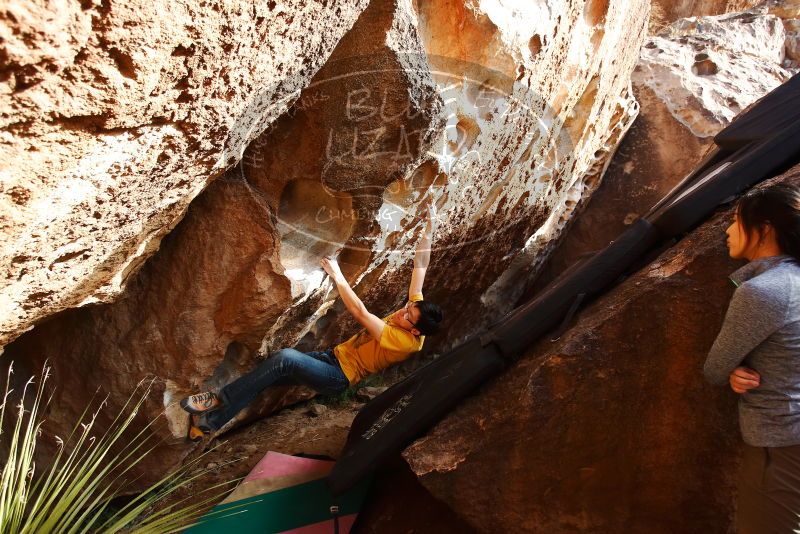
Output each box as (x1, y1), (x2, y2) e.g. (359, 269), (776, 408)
(187, 413), (213, 442)
(180, 391), (221, 414)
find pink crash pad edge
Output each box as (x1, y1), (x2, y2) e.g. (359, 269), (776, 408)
(245, 451), (333, 482)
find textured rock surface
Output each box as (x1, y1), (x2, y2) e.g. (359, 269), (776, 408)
(3, 175), (298, 472)
(635, 9), (795, 139)
(0, 0), (370, 348)
(190, 0), (652, 358)
(403, 165), (800, 533)
(526, 5), (798, 297)
(527, 83), (712, 296)
(3, 0), (652, 476)
(769, 0), (800, 69)
(482, 88), (682, 305)
(649, 0), (760, 30)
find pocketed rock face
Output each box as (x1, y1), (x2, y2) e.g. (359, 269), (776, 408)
(0, 0), (370, 349)
(402, 165), (800, 534)
(527, 84), (713, 297)
(279, 0), (652, 353)
(634, 8), (797, 139)
(528, 5), (799, 297)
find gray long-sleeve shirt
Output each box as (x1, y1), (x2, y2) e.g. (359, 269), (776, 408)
(704, 254), (800, 447)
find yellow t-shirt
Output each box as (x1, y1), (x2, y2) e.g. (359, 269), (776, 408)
(334, 293), (425, 385)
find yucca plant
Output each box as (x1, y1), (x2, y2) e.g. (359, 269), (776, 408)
(0, 362), (240, 533)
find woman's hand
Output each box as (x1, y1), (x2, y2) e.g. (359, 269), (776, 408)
(729, 366), (761, 394)
(320, 257), (345, 284)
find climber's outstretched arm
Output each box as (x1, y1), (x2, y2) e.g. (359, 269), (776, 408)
(409, 203), (437, 299)
(321, 257), (385, 341)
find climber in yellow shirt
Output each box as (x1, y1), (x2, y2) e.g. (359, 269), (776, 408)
(181, 203), (443, 436)
(332, 290), (427, 386)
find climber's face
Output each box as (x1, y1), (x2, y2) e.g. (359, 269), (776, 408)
(726, 211), (758, 260)
(392, 300), (421, 335)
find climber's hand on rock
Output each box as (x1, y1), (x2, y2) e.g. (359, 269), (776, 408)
(424, 201), (437, 236)
(320, 257), (345, 283)
(729, 366), (760, 394)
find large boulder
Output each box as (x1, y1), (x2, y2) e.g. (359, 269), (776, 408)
(0, 0), (371, 349)
(403, 165), (800, 532)
(2, 0), (651, 482)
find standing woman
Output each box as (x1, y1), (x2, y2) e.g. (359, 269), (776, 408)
(704, 182), (800, 533)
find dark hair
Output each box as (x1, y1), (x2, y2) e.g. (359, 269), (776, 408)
(414, 300), (443, 336)
(737, 182), (800, 262)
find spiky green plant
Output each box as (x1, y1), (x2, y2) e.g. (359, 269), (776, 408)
(0, 362), (239, 533)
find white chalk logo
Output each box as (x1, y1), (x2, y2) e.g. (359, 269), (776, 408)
(224, 53), (573, 259)
(361, 390), (416, 440)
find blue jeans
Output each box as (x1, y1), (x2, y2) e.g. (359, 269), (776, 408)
(205, 348), (349, 430)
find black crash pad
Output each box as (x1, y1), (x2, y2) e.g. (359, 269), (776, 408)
(714, 72), (800, 151)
